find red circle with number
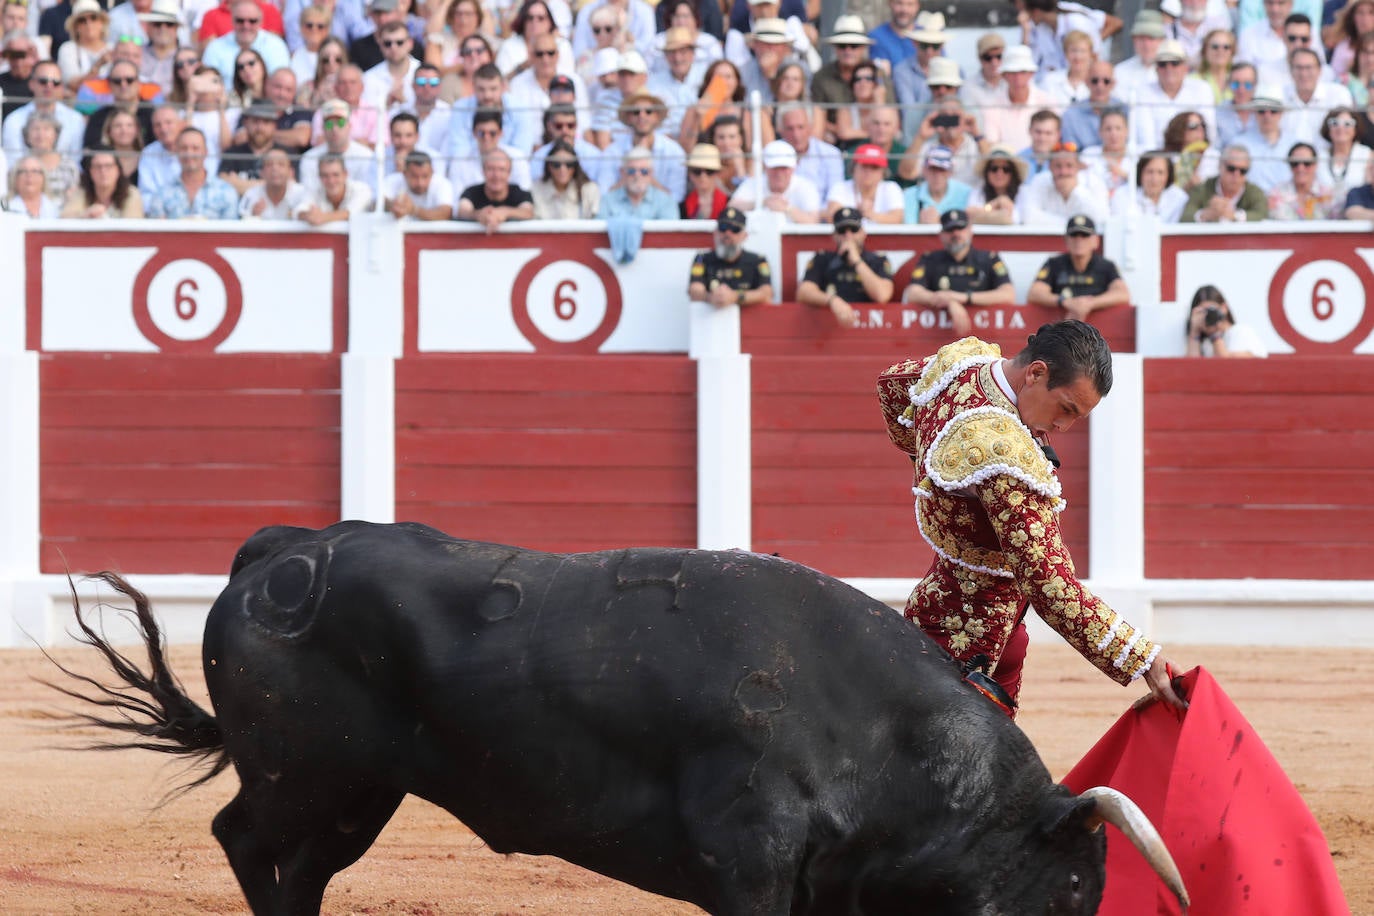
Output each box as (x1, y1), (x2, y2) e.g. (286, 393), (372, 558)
(510, 246), (623, 353)
(131, 248), (244, 352)
(1267, 250), (1374, 353)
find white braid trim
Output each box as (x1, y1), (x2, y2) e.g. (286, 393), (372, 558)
(1112, 629), (1143, 670)
(910, 355), (1001, 408)
(1132, 644), (1163, 682)
(913, 496), (1015, 578)
(923, 405), (1064, 508)
(1094, 617), (1124, 654)
(897, 413), (914, 428)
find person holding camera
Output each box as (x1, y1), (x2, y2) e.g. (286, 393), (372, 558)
(1185, 285), (1268, 357)
(797, 207), (895, 327)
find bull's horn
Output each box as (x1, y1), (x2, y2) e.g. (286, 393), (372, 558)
(1080, 786), (1190, 912)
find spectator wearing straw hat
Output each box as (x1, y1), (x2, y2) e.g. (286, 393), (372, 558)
(729, 138), (820, 221)
(688, 205), (774, 307)
(903, 144), (971, 223)
(681, 141), (728, 218)
(824, 141), (904, 224)
(137, 0), (183, 94)
(812, 15), (889, 136)
(868, 0), (920, 70)
(904, 56), (963, 146)
(737, 16), (798, 103)
(901, 208), (1015, 337)
(649, 27), (705, 139)
(1129, 38), (1216, 151)
(982, 45), (1054, 152)
(723, 0), (815, 74)
(893, 11), (950, 115)
(596, 88), (687, 199)
(797, 206), (895, 325)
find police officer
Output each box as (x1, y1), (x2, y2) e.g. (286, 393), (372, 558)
(902, 208), (1016, 336)
(688, 207), (775, 308)
(1026, 214), (1132, 322)
(797, 207), (896, 327)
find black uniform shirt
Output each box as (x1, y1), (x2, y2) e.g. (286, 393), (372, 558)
(802, 248), (894, 303)
(911, 247), (1011, 294)
(690, 249), (772, 292)
(1034, 252), (1122, 297)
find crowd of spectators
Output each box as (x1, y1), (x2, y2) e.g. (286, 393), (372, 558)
(3, 0), (1374, 226)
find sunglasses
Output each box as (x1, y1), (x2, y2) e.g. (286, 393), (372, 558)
(302, 21), (329, 29)
(628, 107), (657, 116)
(1088, 76), (1113, 84)
(1208, 43), (1233, 51)
(3, 48), (32, 58)
(624, 167), (651, 175)
(1156, 59), (1183, 67)
(382, 38), (409, 47)
(980, 51), (1002, 62)
(461, 46), (487, 56)
(533, 48), (559, 58)
(323, 116), (348, 129)
(1185, 120), (1203, 130)
(853, 73), (876, 82)
(415, 75), (440, 86)
(1229, 79), (1255, 90)
(176, 57), (199, 67)
(593, 24), (615, 33)
(147, 20), (176, 27)
(835, 225), (861, 234)
(1224, 163), (1249, 174)
(118, 34), (145, 44)
(1285, 33), (1310, 42)
(320, 54), (344, 62)
(32, 75), (62, 86)
(1289, 158), (1316, 167)
(550, 120), (576, 130)
(917, 42), (941, 52)
(835, 44), (863, 51)
(236, 59), (260, 69)
(689, 167), (716, 176)
(1328, 116), (1357, 128)
(986, 162), (1013, 173)
(109, 75), (137, 85)
(548, 159), (576, 169)
(234, 16), (261, 25)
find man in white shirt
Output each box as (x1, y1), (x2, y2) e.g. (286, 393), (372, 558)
(362, 20), (420, 111)
(1130, 39), (1215, 151)
(1282, 47), (1352, 144)
(729, 139), (821, 222)
(239, 148), (311, 218)
(982, 44), (1055, 152)
(383, 150), (454, 219)
(299, 151), (375, 223)
(777, 102), (844, 201)
(508, 32), (589, 151)
(1017, 142), (1110, 227)
(1112, 10), (1164, 100)
(1237, 0), (1296, 87)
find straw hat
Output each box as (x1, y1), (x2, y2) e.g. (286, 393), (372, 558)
(998, 45), (1037, 74)
(750, 17), (790, 44)
(926, 57), (962, 88)
(906, 11), (948, 44)
(618, 90), (666, 125)
(825, 14), (873, 45)
(65, 0), (109, 36)
(686, 143), (722, 171)
(975, 145), (1029, 183)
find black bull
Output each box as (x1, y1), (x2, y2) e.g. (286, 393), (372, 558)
(54, 520), (1188, 915)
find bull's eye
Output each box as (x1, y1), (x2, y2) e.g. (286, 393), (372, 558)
(1070, 873), (1081, 893)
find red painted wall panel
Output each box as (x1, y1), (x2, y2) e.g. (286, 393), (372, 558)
(1143, 357), (1374, 579)
(395, 355), (697, 553)
(39, 354), (342, 574)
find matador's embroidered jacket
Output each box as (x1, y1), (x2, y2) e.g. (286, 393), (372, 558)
(877, 337), (1159, 686)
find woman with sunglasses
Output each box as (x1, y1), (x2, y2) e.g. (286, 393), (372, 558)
(681, 142), (727, 219)
(1318, 105), (1371, 200)
(61, 148), (144, 219)
(58, 0), (112, 93)
(170, 50), (202, 106)
(1110, 151), (1188, 222)
(301, 35), (348, 106)
(6, 156), (61, 218)
(1040, 29), (1095, 107)
(101, 108), (144, 185)
(290, 6), (335, 91)
(831, 60), (881, 147)
(20, 114), (80, 205)
(1163, 109), (1217, 191)
(532, 139), (600, 218)
(495, 0), (573, 79)
(1196, 28), (1236, 104)
(425, 0), (489, 82)
(967, 145), (1025, 225)
(448, 34), (495, 100)
(1268, 141), (1340, 219)
(230, 49), (269, 108)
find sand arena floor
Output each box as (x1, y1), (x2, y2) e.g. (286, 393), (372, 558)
(1, 640), (1369, 915)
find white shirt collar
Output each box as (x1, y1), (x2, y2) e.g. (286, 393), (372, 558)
(992, 359), (1017, 404)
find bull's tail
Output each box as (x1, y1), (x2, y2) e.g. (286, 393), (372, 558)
(42, 571), (229, 790)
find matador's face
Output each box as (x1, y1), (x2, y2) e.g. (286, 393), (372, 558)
(1015, 361), (1101, 439)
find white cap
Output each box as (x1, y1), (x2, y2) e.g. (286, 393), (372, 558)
(593, 47), (621, 77)
(999, 45), (1037, 74)
(616, 49), (648, 74)
(762, 139), (798, 168)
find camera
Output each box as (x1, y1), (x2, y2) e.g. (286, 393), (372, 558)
(932, 113), (961, 128)
(1202, 305), (1225, 327)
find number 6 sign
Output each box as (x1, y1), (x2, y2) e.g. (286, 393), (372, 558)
(132, 248), (244, 352)
(511, 248), (623, 353)
(1268, 252), (1374, 352)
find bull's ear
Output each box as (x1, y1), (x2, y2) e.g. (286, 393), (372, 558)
(1040, 792), (1101, 836)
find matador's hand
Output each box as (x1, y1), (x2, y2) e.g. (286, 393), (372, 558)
(1137, 655), (1189, 712)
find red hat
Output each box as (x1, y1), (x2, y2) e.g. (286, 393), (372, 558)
(852, 143), (889, 169)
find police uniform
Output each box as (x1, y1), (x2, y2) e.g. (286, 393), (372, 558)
(910, 248), (1011, 295)
(801, 249), (894, 303)
(689, 250), (771, 292)
(1033, 252), (1122, 299)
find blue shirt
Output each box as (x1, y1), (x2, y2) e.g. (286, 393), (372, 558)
(868, 22), (914, 67)
(148, 175), (241, 220)
(597, 185), (678, 220)
(902, 179), (972, 222)
(1060, 98), (1124, 150)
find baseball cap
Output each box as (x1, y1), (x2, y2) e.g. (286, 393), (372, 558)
(833, 207), (863, 230)
(940, 209), (969, 231)
(593, 47), (621, 77)
(852, 143), (888, 168)
(1066, 214), (1097, 236)
(548, 74), (575, 94)
(320, 98), (351, 119)
(924, 145), (954, 171)
(717, 206), (747, 231)
(762, 139), (797, 169)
